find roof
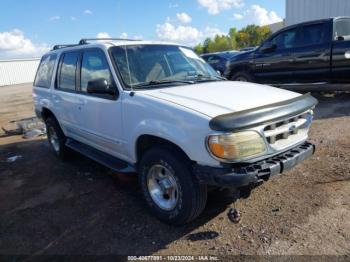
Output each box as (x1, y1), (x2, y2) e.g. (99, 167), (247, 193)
(46, 39), (184, 56)
(281, 16), (350, 32)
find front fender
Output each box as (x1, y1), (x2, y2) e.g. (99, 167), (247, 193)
(226, 53), (255, 79)
(122, 93), (221, 167)
(131, 119), (191, 160)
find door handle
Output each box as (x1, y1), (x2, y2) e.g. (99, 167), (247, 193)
(78, 99), (86, 106)
(52, 94), (61, 103)
(345, 51), (350, 59)
(77, 99), (86, 110)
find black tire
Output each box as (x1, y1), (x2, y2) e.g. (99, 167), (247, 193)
(45, 117), (67, 159)
(138, 146), (207, 225)
(209, 187), (240, 204)
(231, 71), (254, 82)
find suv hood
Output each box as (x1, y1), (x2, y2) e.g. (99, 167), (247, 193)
(141, 81), (301, 118)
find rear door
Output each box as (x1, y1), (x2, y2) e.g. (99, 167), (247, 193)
(254, 27), (298, 84)
(292, 21), (332, 83)
(331, 18), (350, 83)
(53, 51), (82, 137)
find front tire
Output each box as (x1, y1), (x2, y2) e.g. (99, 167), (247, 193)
(231, 71), (254, 82)
(45, 117), (67, 159)
(138, 146), (207, 225)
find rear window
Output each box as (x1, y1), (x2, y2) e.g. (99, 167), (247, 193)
(34, 54), (57, 88)
(300, 23), (326, 46)
(334, 18), (350, 39)
(57, 52), (80, 91)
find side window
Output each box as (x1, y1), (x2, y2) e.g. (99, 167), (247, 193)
(271, 28), (298, 50)
(81, 49), (113, 92)
(57, 52), (79, 91)
(300, 23), (325, 46)
(34, 54), (57, 88)
(207, 56), (220, 64)
(334, 19), (350, 39)
(201, 56), (209, 62)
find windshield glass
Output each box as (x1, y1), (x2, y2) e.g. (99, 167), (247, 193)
(110, 45), (221, 89)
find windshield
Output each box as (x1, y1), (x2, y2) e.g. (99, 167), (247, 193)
(110, 45), (221, 89)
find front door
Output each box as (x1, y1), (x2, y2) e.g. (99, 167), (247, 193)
(254, 27), (298, 84)
(74, 48), (125, 159)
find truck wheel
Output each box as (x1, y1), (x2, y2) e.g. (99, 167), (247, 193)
(138, 146), (207, 225)
(232, 72), (253, 82)
(45, 117), (67, 159)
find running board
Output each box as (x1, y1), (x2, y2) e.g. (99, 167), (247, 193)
(66, 139), (136, 173)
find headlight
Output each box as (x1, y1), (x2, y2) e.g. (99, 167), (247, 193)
(207, 131), (266, 161)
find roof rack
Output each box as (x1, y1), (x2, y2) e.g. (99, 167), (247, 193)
(52, 44), (80, 50)
(52, 38), (141, 51)
(79, 38), (140, 45)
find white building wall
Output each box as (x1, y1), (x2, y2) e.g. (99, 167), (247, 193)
(286, 0), (350, 26)
(0, 58), (40, 86)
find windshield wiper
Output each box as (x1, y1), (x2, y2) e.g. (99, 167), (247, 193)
(188, 74), (227, 82)
(132, 79), (195, 88)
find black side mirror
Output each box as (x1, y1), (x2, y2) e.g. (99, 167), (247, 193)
(87, 78), (116, 95)
(260, 42), (277, 53)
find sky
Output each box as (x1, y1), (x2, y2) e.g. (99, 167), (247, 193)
(0, 0), (285, 59)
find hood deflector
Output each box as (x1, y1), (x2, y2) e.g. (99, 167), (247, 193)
(209, 93), (318, 131)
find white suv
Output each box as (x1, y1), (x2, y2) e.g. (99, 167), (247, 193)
(33, 38), (317, 225)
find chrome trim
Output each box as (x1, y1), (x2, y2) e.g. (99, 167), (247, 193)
(264, 118), (307, 138)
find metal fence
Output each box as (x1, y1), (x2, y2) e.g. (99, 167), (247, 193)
(0, 58), (40, 86)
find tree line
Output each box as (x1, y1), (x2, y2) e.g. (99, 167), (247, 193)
(194, 24), (272, 54)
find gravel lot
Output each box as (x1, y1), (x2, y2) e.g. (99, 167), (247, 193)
(0, 83), (349, 257)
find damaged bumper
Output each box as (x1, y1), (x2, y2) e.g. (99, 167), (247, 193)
(193, 142), (315, 188)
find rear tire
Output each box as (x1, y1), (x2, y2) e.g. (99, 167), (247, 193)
(45, 117), (67, 159)
(231, 72), (254, 82)
(138, 146), (207, 225)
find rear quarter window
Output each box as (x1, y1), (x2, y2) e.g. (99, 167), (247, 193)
(34, 54), (57, 88)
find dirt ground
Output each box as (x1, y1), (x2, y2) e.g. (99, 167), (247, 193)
(0, 84), (349, 258)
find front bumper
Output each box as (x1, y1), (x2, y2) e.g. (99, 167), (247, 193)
(193, 142), (315, 188)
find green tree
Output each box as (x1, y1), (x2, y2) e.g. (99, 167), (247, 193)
(209, 35), (231, 52)
(193, 24), (272, 54)
(228, 28), (237, 49)
(202, 38), (214, 53)
(194, 43), (204, 54)
(236, 25), (271, 48)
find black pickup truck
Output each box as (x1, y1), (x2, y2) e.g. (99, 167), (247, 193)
(224, 17), (350, 91)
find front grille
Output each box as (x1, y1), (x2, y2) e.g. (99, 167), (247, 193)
(263, 111), (312, 149)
